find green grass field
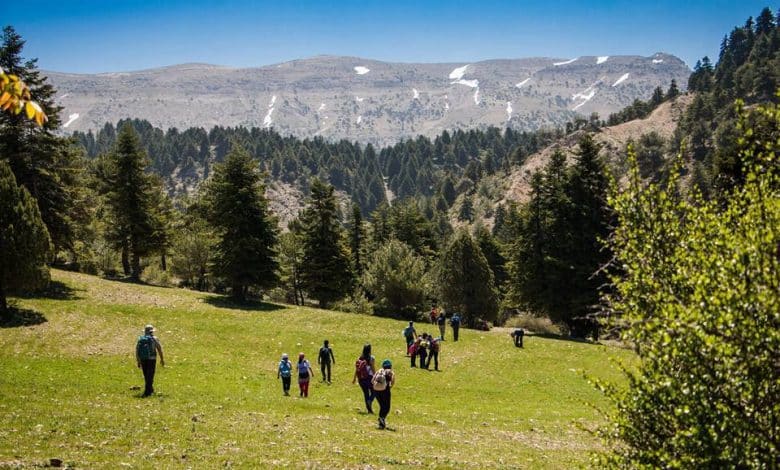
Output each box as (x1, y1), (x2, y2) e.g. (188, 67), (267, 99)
(0, 270), (631, 468)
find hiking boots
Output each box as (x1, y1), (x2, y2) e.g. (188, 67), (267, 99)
(378, 417), (386, 429)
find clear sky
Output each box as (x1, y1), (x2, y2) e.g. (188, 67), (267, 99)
(4, 1), (775, 73)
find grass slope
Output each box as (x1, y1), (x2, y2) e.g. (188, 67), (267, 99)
(0, 270), (630, 468)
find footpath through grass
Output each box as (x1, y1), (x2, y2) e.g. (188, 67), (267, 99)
(0, 270), (630, 468)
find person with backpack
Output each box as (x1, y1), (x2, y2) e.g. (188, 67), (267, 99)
(409, 336), (421, 367)
(135, 324), (165, 397)
(450, 313), (461, 341)
(352, 343), (376, 413)
(372, 359), (396, 429)
(318, 339), (336, 384)
(417, 333), (429, 370)
(427, 336), (440, 371)
(430, 306), (437, 324)
(436, 312), (447, 340)
(402, 321), (417, 355)
(511, 328), (525, 348)
(277, 353), (293, 396)
(296, 352), (313, 397)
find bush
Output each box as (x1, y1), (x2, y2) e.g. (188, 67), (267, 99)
(504, 313), (560, 335)
(595, 100), (780, 468)
(332, 288), (374, 315)
(140, 263), (172, 287)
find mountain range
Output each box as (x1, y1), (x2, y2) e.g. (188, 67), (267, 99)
(47, 54), (690, 146)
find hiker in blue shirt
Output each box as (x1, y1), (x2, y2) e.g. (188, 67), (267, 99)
(449, 313), (461, 341)
(277, 353), (293, 396)
(403, 321), (417, 355)
(135, 324), (164, 397)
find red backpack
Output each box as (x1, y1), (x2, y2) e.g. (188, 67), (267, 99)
(355, 358), (371, 380)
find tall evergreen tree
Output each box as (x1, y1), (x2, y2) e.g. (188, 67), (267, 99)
(0, 160), (52, 317)
(102, 124), (164, 281)
(298, 179), (352, 307)
(203, 145), (279, 301)
(0, 26), (84, 255)
(348, 203), (366, 278)
(437, 230), (499, 326)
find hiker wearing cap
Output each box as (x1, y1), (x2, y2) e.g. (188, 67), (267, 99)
(402, 321), (417, 355)
(372, 359), (396, 429)
(318, 340), (336, 384)
(277, 353), (293, 396)
(135, 324), (164, 397)
(296, 353), (313, 397)
(352, 344), (376, 413)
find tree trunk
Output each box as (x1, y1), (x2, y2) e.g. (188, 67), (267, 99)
(130, 251), (141, 282)
(121, 243), (130, 276)
(232, 283), (245, 302)
(0, 276), (7, 320)
(160, 252), (167, 271)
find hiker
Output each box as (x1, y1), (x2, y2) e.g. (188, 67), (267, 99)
(449, 313), (461, 341)
(409, 336), (421, 367)
(511, 328), (525, 347)
(430, 306), (437, 324)
(437, 312), (446, 340)
(372, 359), (396, 429)
(135, 324), (165, 397)
(418, 333), (429, 370)
(403, 321), (417, 354)
(297, 352), (313, 397)
(277, 353), (293, 396)
(427, 336), (440, 371)
(352, 343), (376, 413)
(318, 339), (336, 384)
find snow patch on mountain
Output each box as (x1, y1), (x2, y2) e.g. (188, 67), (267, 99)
(452, 78), (479, 88)
(63, 113), (80, 128)
(572, 84), (598, 111)
(652, 59), (664, 64)
(554, 58), (578, 66)
(612, 73), (630, 86)
(412, 88), (419, 100)
(318, 103), (325, 112)
(356, 115), (362, 124)
(506, 101), (513, 121)
(597, 56), (609, 64)
(263, 95), (276, 128)
(354, 66), (370, 75)
(449, 64), (470, 80)
(473, 88), (480, 105)
(356, 96), (364, 102)
(515, 78), (531, 88)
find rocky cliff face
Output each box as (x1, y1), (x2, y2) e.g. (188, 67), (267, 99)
(47, 54), (689, 146)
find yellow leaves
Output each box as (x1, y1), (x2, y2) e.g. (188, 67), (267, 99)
(0, 71), (47, 126)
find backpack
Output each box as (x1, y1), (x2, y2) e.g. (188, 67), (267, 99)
(450, 315), (461, 327)
(279, 360), (292, 377)
(403, 326), (413, 338)
(136, 335), (156, 361)
(298, 360), (310, 377)
(355, 358), (371, 380)
(430, 338), (440, 352)
(319, 347), (331, 364)
(372, 369), (388, 391)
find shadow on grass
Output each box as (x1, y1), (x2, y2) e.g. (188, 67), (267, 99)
(203, 296), (286, 312)
(0, 306), (48, 328)
(530, 332), (600, 345)
(14, 280), (83, 301)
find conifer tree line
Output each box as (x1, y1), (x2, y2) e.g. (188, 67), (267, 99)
(2, 7), (778, 335)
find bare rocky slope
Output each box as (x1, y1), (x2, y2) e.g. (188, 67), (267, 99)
(47, 54), (689, 146)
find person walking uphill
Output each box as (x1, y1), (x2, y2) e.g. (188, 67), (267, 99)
(318, 340), (336, 384)
(437, 312), (446, 340)
(278, 353), (293, 396)
(297, 353), (313, 397)
(136, 324), (164, 397)
(403, 321), (417, 354)
(449, 313), (461, 342)
(372, 359), (396, 430)
(352, 343), (376, 413)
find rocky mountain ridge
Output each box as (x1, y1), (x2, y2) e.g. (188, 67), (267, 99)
(48, 54), (689, 146)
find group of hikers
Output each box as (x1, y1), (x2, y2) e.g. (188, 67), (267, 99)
(133, 305), (514, 430)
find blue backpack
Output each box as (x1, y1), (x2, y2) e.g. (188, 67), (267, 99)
(279, 360), (292, 377)
(136, 335), (156, 361)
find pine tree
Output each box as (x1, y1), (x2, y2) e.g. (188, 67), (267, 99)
(102, 124), (165, 281)
(203, 145), (279, 300)
(362, 239), (429, 317)
(299, 179), (352, 307)
(0, 160), (52, 317)
(348, 203), (366, 278)
(437, 230), (499, 326)
(0, 26), (84, 255)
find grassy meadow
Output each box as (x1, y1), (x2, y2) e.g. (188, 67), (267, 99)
(0, 270), (632, 468)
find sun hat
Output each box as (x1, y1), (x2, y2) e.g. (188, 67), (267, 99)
(382, 359), (392, 369)
(282, 353), (289, 360)
(144, 324), (155, 334)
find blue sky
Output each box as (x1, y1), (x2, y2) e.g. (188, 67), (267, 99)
(5, 1), (774, 73)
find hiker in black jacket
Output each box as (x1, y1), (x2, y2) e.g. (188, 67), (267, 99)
(318, 340), (336, 384)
